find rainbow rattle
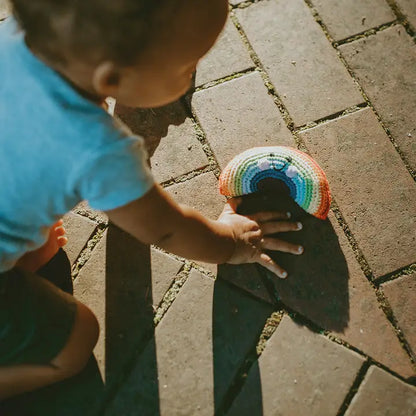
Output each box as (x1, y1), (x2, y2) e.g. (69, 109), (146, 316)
(218, 146), (331, 220)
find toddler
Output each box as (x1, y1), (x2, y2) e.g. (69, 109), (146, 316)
(0, 0), (303, 400)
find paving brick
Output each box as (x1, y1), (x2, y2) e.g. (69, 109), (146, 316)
(74, 234), (106, 378)
(237, 193), (414, 377)
(62, 212), (97, 265)
(312, 0), (395, 41)
(396, 0), (416, 28)
(339, 26), (416, 171)
(115, 101), (208, 183)
(165, 172), (226, 273)
(382, 273), (416, 356)
(166, 172), (226, 220)
(106, 270), (273, 416)
(192, 72), (294, 168)
(227, 315), (365, 416)
(300, 108), (416, 277)
(217, 263), (274, 304)
(74, 225), (182, 381)
(195, 19), (253, 87)
(345, 366), (416, 416)
(0, 0), (10, 20)
(236, 0), (363, 126)
(150, 249), (184, 307)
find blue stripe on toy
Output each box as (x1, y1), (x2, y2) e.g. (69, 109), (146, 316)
(250, 169), (297, 199)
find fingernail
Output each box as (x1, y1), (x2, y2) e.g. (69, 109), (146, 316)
(297, 222), (303, 230)
(286, 212), (291, 218)
(280, 271), (288, 278)
(297, 246), (304, 254)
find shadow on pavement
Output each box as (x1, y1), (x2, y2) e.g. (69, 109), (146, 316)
(212, 278), (270, 416)
(209, 185), (350, 414)
(115, 100), (188, 158)
(103, 223), (160, 414)
(237, 185), (350, 332)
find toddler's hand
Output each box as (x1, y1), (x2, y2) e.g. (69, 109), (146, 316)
(218, 198), (304, 278)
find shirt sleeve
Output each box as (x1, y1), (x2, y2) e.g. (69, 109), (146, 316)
(75, 134), (155, 211)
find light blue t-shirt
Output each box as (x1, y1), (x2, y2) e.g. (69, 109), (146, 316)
(0, 19), (154, 272)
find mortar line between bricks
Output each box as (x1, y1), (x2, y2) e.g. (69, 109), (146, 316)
(374, 262), (416, 286)
(333, 20), (399, 47)
(336, 360), (371, 416)
(181, 96), (223, 178)
(278, 300), (416, 385)
(159, 163), (216, 188)
(385, 0), (416, 41)
(194, 67), (257, 93)
(151, 244), (188, 269)
(214, 309), (285, 416)
(189, 261), (218, 278)
(303, 0), (416, 180)
(229, 0), (268, 11)
(153, 262), (192, 325)
(294, 103), (368, 133)
(70, 222), (107, 280)
(374, 287), (416, 365)
(330, 202), (374, 281)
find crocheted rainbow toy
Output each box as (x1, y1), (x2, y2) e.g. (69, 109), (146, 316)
(219, 146), (331, 220)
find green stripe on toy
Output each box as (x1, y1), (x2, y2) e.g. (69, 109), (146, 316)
(218, 146), (331, 220)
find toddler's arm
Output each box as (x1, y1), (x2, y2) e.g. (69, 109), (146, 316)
(106, 184), (303, 278)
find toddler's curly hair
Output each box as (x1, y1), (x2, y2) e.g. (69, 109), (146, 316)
(10, 0), (170, 65)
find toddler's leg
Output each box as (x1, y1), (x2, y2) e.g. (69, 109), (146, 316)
(0, 297), (99, 400)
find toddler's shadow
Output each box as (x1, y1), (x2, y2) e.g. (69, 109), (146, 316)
(115, 100), (188, 158)
(236, 189), (350, 332)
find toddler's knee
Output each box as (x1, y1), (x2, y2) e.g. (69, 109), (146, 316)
(51, 302), (99, 379)
(80, 303), (100, 346)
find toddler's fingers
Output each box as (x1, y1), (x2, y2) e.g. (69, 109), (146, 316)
(52, 219), (64, 230)
(261, 237), (304, 255)
(57, 236), (68, 247)
(248, 211), (291, 223)
(261, 221), (302, 235)
(54, 225), (66, 237)
(257, 252), (288, 278)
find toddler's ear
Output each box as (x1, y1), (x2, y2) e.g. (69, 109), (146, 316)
(92, 61), (120, 97)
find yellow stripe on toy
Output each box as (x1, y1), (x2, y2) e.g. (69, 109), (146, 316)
(219, 146), (331, 220)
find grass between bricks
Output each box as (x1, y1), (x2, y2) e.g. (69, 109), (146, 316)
(153, 262), (192, 325)
(71, 221), (107, 280)
(215, 309), (284, 416)
(385, 0), (416, 40)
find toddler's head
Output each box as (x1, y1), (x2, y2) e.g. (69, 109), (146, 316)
(11, 0), (228, 107)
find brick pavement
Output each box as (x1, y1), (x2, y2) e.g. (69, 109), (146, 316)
(1, 0), (416, 415)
